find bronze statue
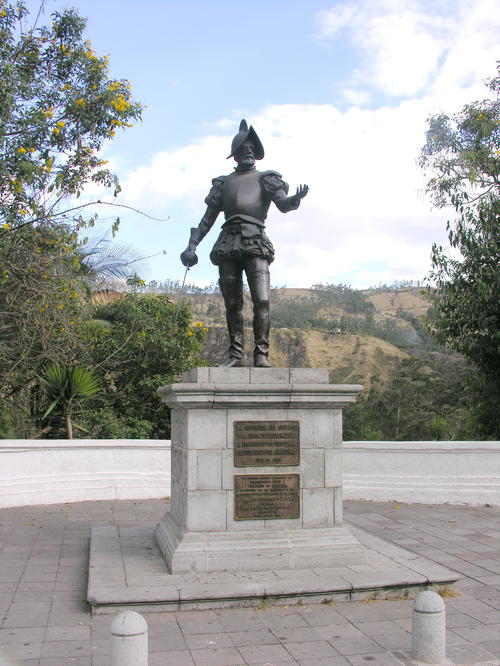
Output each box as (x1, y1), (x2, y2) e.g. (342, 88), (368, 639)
(181, 120), (309, 367)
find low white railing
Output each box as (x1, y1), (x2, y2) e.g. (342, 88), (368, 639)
(343, 441), (500, 507)
(0, 439), (498, 508)
(0, 439), (170, 508)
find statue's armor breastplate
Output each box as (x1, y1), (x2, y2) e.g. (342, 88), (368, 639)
(221, 170), (271, 222)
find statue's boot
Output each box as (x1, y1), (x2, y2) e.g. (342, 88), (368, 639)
(220, 315), (245, 366)
(219, 271), (246, 367)
(247, 258), (271, 368)
(253, 298), (271, 368)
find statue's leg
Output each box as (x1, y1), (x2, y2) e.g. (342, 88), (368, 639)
(218, 260), (246, 366)
(246, 257), (271, 368)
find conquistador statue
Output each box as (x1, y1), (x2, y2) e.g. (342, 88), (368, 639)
(181, 120), (309, 367)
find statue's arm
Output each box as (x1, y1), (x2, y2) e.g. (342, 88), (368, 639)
(180, 206), (220, 267)
(273, 184), (309, 213)
(260, 171), (309, 214)
(180, 177), (224, 267)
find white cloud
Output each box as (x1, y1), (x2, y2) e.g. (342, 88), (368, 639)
(315, 0), (499, 99)
(119, 96), (455, 288)
(115, 0), (497, 289)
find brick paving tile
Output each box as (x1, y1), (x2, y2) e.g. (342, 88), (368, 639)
(282, 639), (341, 660)
(351, 619), (410, 637)
(450, 623), (500, 642)
(298, 605), (345, 626)
(0, 642), (43, 660)
(148, 633), (189, 652)
(345, 654), (405, 666)
(177, 610), (226, 635)
(296, 657), (351, 666)
(372, 631), (412, 650)
(227, 628), (280, 646)
(330, 635), (388, 655)
(238, 642), (295, 663)
(40, 638), (92, 658)
(184, 631), (235, 649)
(39, 658), (91, 666)
(447, 642), (500, 663)
(45, 624), (91, 642)
(191, 646), (246, 666)
(270, 626), (324, 643)
(2, 499), (500, 665)
(478, 640), (500, 658)
(148, 650), (196, 665)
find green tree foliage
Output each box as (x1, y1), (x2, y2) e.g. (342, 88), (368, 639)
(0, 2), (144, 435)
(0, 2), (141, 227)
(311, 283), (375, 314)
(81, 295), (207, 439)
(344, 356), (473, 441)
(420, 65), (499, 437)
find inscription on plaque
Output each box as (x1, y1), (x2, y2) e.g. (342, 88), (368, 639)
(234, 421), (300, 466)
(234, 474), (300, 520)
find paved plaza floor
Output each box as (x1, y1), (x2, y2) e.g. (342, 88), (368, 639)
(0, 499), (499, 665)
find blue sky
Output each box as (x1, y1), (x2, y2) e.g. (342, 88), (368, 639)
(27, 0), (499, 288)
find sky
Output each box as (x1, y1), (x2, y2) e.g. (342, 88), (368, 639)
(27, 0), (499, 288)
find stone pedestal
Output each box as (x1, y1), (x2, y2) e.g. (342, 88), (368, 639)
(155, 367), (365, 574)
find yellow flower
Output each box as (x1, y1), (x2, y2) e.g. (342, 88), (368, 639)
(19, 209), (28, 215)
(56, 120), (65, 128)
(110, 94), (130, 113)
(2, 222), (11, 230)
(18, 147), (27, 154)
(75, 98), (85, 107)
(53, 127), (60, 135)
(187, 331), (193, 336)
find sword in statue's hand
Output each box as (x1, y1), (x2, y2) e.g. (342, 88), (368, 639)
(173, 264), (190, 326)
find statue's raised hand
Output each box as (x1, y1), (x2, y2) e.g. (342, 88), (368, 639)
(295, 184), (309, 199)
(290, 184), (309, 208)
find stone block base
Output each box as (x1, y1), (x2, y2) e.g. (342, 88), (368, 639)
(155, 512), (365, 573)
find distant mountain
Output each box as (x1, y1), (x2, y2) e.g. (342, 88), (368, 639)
(179, 285), (435, 389)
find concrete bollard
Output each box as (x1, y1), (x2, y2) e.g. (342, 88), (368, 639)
(111, 610), (148, 666)
(412, 590), (446, 664)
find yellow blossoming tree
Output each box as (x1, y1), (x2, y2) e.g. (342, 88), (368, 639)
(0, 2), (143, 436)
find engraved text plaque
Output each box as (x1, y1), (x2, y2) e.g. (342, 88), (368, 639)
(234, 474), (300, 520)
(234, 421), (300, 466)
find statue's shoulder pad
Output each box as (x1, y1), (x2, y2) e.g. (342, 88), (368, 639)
(211, 175), (226, 185)
(260, 170), (283, 179)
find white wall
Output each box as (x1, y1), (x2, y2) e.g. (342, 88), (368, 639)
(344, 441), (500, 506)
(1, 439), (498, 508)
(0, 440), (170, 508)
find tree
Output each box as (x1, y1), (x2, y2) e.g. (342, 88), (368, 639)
(0, 2), (141, 232)
(420, 65), (499, 437)
(81, 294), (207, 439)
(0, 2), (142, 434)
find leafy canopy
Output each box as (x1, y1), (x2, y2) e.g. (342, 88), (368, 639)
(0, 1), (142, 233)
(420, 64), (499, 437)
(0, 1), (144, 435)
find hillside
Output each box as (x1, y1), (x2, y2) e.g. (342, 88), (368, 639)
(122, 282), (474, 439)
(166, 285), (436, 391)
(202, 326), (409, 389)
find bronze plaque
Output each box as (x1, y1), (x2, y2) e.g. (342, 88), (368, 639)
(234, 474), (300, 520)
(234, 421), (300, 467)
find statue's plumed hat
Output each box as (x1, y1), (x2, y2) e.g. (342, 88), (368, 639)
(227, 119), (264, 160)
